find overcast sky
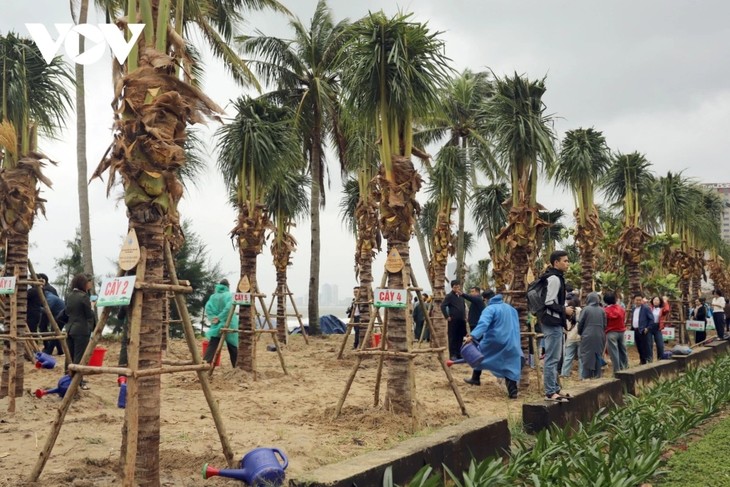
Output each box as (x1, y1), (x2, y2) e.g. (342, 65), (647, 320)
(2, 1), (729, 304)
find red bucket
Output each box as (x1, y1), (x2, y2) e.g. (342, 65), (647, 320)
(89, 347), (107, 367)
(372, 332), (382, 348)
(202, 340), (221, 366)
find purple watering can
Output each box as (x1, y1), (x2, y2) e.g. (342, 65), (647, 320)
(35, 374), (72, 398)
(203, 447), (288, 486)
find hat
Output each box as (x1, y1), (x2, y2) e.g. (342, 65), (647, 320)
(219, 279), (230, 287)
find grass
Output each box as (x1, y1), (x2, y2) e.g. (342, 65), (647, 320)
(659, 413), (730, 486)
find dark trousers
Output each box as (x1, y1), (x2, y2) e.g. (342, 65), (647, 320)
(203, 336), (238, 367)
(695, 330), (707, 344)
(714, 312), (726, 339)
(648, 326), (665, 360)
(352, 316), (361, 349)
(471, 370), (518, 398)
(448, 319), (467, 358)
(635, 329), (651, 364)
(66, 334), (90, 370)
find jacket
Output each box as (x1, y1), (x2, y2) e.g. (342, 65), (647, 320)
(650, 301), (671, 330)
(540, 267), (566, 327)
(40, 290), (65, 330)
(631, 304), (655, 334)
(205, 283), (239, 347)
(65, 289), (95, 336)
(441, 291), (466, 322)
(462, 293), (486, 326)
(604, 304), (626, 333)
(412, 301), (425, 323)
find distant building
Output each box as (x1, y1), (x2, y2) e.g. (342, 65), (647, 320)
(703, 183), (730, 244)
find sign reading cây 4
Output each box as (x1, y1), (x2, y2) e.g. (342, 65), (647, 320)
(374, 289), (407, 308)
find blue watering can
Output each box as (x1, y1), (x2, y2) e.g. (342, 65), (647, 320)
(203, 447), (288, 486)
(35, 374), (72, 398)
(34, 352), (57, 369)
(445, 342), (484, 368)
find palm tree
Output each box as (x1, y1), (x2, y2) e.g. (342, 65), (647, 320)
(217, 96), (301, 371)
(425, 146), (463, 347)
(237, 0), (349, 335)
(553, 128), (611, 300)
(338, 115), (381, 347)
(343, 10), (450, 415)
(482, 73), (556, 373)
(0, 33), (72, 396)
(471, 183), (510, 290)
(266, 169), (309, 345)
(89, 0), (281, 480)
(536, 208), (566, 276)
(601, 151), (655, 297)
(419, 70), (494, 282)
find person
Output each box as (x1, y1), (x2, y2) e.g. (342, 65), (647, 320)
(691, 297), (707, 344)
(604, 292), (628, 374)
(346, 288), (361, 349)
(441, 280), (467, 360)
(38, 273), (59, 297)
(26, 285), (43, 334)
(537, 250), (575, 402)
(41, 286), (65, 355)
(203, 279), (239, 367)
(631, 293), (654, 364)
(65, 273), (96, 389)
(578, 292), (607, 379)
(117, 306), (130, 368)
(648, 296), (668, 361)
(412, 294), (430, 342)
(560, 297), (582, 378)
(462, 286), (486, 331)
(463, 293), (522, 398)
(712, 289), (726, 340)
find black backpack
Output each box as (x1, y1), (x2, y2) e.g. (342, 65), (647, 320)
(526, 276), (548, 316)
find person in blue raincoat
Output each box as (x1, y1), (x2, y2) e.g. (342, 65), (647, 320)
(203, 279), (239, 367)
(462, 294), (522, 398)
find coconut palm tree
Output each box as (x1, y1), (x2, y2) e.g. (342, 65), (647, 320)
(419, 70), (494, 282)
(553, 128), (611, 300)
(217, 96), (301, 371)
(342, 10), (450, 415)
(536, 208), (566, 277)
(266, 168), (309, 345)
(238, 0), (349, 335)
(0, 33), (72, 396)
(482, 73), (556, 371)
(471, 182), (510, 290)
(601, 151), (655, 297)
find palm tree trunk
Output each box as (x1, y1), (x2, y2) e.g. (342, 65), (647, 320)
(308, 119), (323, 336)
(412, 224), (433, 288)
(510, 244), (531, 376)
(237, 249), (257, 372)
(455, 178), (467, 283)
(0, 233), (28, 397)
(75, 0), (95, 282)
(275, 269), (286, 344)
(355, 199), (379, 346)
(131, 224), (164, 486)
(429, 210), (451, 348)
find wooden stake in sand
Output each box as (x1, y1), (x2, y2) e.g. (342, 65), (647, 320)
(29, 240), (237, 484)
(334, 265), (468, 419)
(266, 283), (308, 345)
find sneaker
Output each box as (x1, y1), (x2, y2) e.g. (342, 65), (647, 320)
(463, 378), (481, 386)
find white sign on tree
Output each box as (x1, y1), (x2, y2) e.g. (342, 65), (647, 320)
(374, 289), (407, 308)
(233, 292), (251, 306)
(0, 276), (16, 295)
(97, 276), (137, 307)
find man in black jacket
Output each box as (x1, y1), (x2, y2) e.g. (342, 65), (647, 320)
(540, 250), (575, 402)
(462, 286), (486, 331)
(441, 280), (467, 360)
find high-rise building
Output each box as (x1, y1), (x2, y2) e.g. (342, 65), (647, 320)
(703, 183), (730, 244)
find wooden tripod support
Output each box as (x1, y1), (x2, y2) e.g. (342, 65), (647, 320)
(334, 264), (468, 419)
(0, 261), (70, 411)
(249, 284), (288, 380)
(28, 241), (236, 485)
(266, 283), (308, 345)
(336, 299), (383, 359)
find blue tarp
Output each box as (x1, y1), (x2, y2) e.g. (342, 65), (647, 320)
(290, 314), (346, 335)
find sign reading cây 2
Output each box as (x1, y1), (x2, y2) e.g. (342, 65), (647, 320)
(374, 289), (407, 308)
(26, 23), (145, 65)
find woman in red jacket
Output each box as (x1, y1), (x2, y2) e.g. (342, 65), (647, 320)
(604, 292), (628, 374)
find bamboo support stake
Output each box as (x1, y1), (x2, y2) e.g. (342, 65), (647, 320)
(29, 267), (123, 482)
(28, 261), (72, 362)
(164, 241), (235, 469)
(286, 284), (308, 344)
(134, 281), (192, 293)
(7, 266), (19, 413)
(373, 307), (388, 407)
(135, 364), (211, 377)
(68, 365), (132, 376)
(122, 249), (146, 487)
(161, 359), (194, 366)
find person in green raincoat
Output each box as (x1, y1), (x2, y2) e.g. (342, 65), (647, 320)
(203, 279), (239, 366)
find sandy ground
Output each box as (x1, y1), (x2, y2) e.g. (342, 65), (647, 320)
(0, 334), (643, 486)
